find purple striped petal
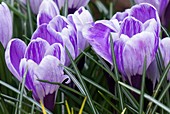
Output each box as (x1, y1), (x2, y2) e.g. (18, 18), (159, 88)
(0, 2), (12, 48)
(45, 43), (65, 65)
(68, 7), (93, 54)
(31, 24), (63, 45)
(116, 32), (156, 81)
(25, 38), (50, 64)
(120, 17), (143, 38)
(130, 3), (160, 24)
(37, 0), (59, 25)
(19, 58), (43, 101)
(134, 0), (169, 17)
(5, 39), (26, 81)
(83, 21), (119, 64)
(48, 15), (69, 32)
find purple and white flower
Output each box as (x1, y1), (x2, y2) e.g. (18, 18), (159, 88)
(5, 38), (70, 111)
(0, 2), (12, 48)
(33, 7), (93, 65)
(83, 3), (160, 84)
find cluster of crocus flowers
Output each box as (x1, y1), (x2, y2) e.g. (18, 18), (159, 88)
(34, 2), (93, 65)
(5, 0), (93, 111)
(83, 3), (161, 87)
(21, 0), (90, 15)
(0, 2), (12, 48)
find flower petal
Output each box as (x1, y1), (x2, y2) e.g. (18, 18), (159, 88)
(19, 58), (45, 101)
(116, 32), (157, 80)
(120, 17), (143, 38)
(83, 21), (118, 64)
(37, 0), (59, 25)
(31, 24), (63, 45)
(130, 3), (160, 24)
(30, 0), (43, 14)
(0, 2), (12, 48)
(5, 39), (26, 81)
(34, 55), (70, 95)
(45, 43), (65, 65)
(25, 38), (50, 64)
(160, 38), (170, 80)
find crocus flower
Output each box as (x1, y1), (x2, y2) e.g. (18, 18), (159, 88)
(134, 0), (169, 17)
(160, 38), (170, 80)
(21, 0), (43, 14)
(33, 7), (93, 65)
(54, 0), (90, 14)
(37, 0), (59, 26)
(68, 7), (93, 54)
(0, 2), (12, 48)
(83, 3), (160, 84)
(5, 38), (70, 111)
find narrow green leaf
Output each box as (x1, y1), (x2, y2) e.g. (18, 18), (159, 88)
(81, 50), (117, 81)
(161, 25), (170, 37)
(64, 68), (86, 95)
(38, 79), (85, 97)
(82, 75), (118, 101)
(139, 56), (147, 114)
(5, 2), (26, 19)
(121, 87), (139, 110)
(0, 80), (52, 114)
(118, 81), (170, 113)
(18, 66), (28, 114)
(146, 61), (170, 113)
(31, 104), (35, 114)
(110, 35), (124, 110)
(98, 91), (120, 113)
(65, 47), (98, 114)
(152, 83), (170, 113)
(63, 0), (68, 17)
(26, 0), (33, 34)
(93, 101), (113, 114)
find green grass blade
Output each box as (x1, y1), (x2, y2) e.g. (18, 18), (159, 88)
(63, 0), (68, 17)
(0, 80), (52, 114)
(152, 83), (170, 113)
(66, 47), (98, 114)
(38, 79), (85, 97)
(98, 91), (120, 113)
(26, 0), (33, 34)
(18, 66), (28, 114)
(146, 61), (170, 113)
(82, 75), (118, 101)
(31, 104), (35, 114)
(81, 50), (117, 81)
(121, 87), (139, 110)
(118, 81), (170, 113)
(93, 101), (113, 114)
(139, 56), (147, 114)
(5, 2), (26, 19)
(110, 35), (124, 110)
(64, 67), (86, 95)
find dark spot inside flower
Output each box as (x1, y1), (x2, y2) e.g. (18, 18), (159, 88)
(68, 8), (77, 14)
